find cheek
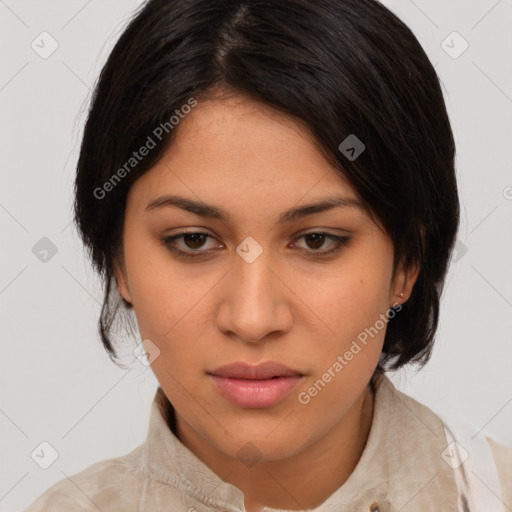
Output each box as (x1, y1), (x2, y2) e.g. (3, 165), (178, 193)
(122, 231), (207, 337)
(128, 268), (174, 340)
(126, 265), (226, 386)
(131, 274), (206, 344)
(295, 270), (389, 417)
(298, 258), (392, 345)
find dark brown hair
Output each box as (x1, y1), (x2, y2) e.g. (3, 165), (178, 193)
(74, 0), (459, 373)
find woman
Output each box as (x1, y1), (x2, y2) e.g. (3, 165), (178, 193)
(25, 0), (511, 510)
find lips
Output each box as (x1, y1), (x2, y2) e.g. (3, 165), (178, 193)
(208, 361), (303, 380)
(207, 362), (304, 408)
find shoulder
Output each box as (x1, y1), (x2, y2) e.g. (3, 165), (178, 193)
(374, 375), (511, 510)
(23, 446), (145, 512)
(488, 435), (512, 472)
(432, 408), (511, 511)
(23, 489), (82, 512)
(487, 436), (512, 510)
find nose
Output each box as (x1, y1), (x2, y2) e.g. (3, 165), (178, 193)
(215, 246), (294, 344)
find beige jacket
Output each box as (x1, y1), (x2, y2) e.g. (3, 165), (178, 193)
(24, 374), (512, 512)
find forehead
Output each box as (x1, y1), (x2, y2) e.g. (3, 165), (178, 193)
(127, 94), (362, 220)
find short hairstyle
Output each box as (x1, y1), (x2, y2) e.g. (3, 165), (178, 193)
(74, 0), (460, 373)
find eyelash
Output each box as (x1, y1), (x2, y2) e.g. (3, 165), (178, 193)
(159, 231), (351, 260)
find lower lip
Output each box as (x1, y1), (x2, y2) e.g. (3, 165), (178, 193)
(208, 375), (303, 408)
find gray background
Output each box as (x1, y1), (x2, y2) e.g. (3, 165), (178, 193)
(1, 0), (511, 510)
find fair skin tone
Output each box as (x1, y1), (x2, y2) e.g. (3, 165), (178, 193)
(115, 92), (419, 512)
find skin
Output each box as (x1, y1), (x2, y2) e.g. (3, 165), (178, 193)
(114, 92), (419, 511)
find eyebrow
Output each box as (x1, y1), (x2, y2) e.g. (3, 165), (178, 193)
(145, 194), (364, 224)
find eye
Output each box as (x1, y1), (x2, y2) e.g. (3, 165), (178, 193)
(292, 232), (351, 257)
(160, 232), (220, 258)
(160, 231), (351, 259)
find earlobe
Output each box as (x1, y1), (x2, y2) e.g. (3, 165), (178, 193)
(121, 297), (133, 308)
(392, 261), (420, 306)
(113, 260), (133, 307)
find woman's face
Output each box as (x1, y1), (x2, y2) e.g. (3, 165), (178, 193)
(115, 93), (415, 463)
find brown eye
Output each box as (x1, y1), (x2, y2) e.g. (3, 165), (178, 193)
(181, 233), (208, 249)
(160, 232), (220, 259)
(294, 232), (351, 257)
(303, 233), (327, 250)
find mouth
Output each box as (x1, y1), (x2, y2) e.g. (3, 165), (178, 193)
(207, 362), (304, 408)
(208, 361), (303, 379)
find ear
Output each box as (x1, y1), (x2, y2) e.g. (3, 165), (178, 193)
(390, 258), (420, 307)
(113, 257), (133, 307)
